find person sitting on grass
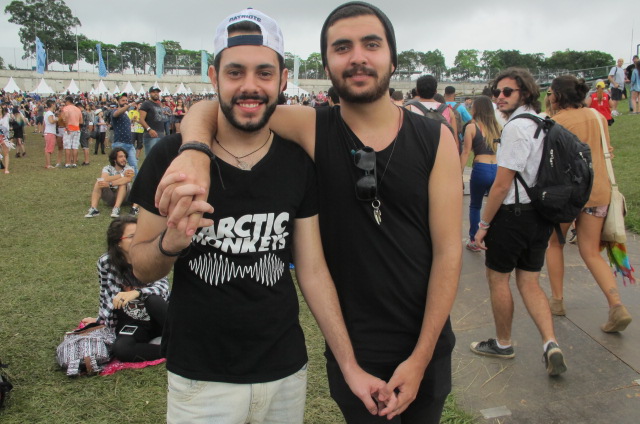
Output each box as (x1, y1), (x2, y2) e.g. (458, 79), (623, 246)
(84, 148), (135, 219)
(82, 216), (169, 363)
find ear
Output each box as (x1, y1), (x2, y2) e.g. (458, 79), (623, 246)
(280, 68), (289, 93)
(208, 65), (218, 92)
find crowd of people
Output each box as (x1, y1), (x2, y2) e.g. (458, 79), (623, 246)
(0, 2), (636, 423)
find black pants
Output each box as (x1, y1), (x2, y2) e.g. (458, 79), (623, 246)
(112, 294), (168, 362)
(326, 354), (452, 424)
(94, 132), (106, 154)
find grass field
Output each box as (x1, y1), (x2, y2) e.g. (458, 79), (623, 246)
(0, 131), (476, 422)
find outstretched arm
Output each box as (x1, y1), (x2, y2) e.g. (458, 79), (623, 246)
(292, 215), (395, 416)
(380, 125), (462, 419)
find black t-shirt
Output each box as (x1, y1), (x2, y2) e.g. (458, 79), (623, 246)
(130, 134), (318, 383)
(140, 100), (166, 136)
(315, 106), (455, 365)
(626, 64), (635, 81)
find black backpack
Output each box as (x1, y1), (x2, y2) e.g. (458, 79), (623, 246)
(404, 100), (456, 138)
(509, 114), (593, 241)
(0, 359), (12, 408)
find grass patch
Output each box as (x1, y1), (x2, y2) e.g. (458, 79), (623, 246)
(0, 131), (475, 423)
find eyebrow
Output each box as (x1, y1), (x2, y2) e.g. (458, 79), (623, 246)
(223, 62), (277, 70)
(331, 34), (383, 47)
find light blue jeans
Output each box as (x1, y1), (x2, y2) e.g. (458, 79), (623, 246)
(111, 142), (137, 174)
(143, 136), (163, 157)
(167, 364), (307, 424)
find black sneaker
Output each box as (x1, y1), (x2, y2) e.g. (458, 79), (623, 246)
(470, 338), (515, 358)
(543, 342), (567, 376)
(567, 229), (577, 244)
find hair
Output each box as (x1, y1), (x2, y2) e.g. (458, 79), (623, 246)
(214, 21), (285, 73)
(416, 75), (437, 99)
(433, 93), (445, 103)
(481, 87), (492, 97)
(391, 90), (403, 101)
(491, 67), (541, 113)
(550, 75), (589, 110)
(320, 2), (397, 70)
(444, 86), (455, 95)
(65, 96), (74, 103)
(109, 147), (128, 166)
(327, 86), (340, 104)
(106, 215), (141, 285)
(472, 96), (502, 152)
(636, 61), (640, 72)
(46, 99), (55, 108)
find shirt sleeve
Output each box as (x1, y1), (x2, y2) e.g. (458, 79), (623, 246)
(139, 277), (170, 300)
(96, 256), (117, 328)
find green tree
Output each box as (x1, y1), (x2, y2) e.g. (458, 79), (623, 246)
(544, 49), (613, 70)
(397, 49), (421, 79)
(0, 56), (5, 69)
(419, 49), (447, 79)
(305, 52), (324, 79)
(452, 49), (480, 80)
(284, 52), (296, 74)
(4, 0), (81, 67)
(119, 42), (154, 74)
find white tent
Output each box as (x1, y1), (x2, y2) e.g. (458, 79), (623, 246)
(137, 85), (146, 95)
(209, 88), (216, 95)
(89, 87), (96, 96)
(284, 81), (308, 97)
(174, 83), (188, 95)
(33, 78), (55, 94)
(162, 85), (171, 96)
(62, 79), (80, 94)
(111, 84), (121, 95)
(3, 77), (21, 93)
(96, 80), (110, 94)
(186, 86), (193, 95)
(122, 81), (136, 93)
(200, 88), (209, 95)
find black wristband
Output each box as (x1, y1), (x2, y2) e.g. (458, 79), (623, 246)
(158, 229), (183, 257)
(178, 142), (215, 160)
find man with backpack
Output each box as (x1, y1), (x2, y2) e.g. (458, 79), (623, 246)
(405, 75), (457, 138)
(471, 68), (568, 377)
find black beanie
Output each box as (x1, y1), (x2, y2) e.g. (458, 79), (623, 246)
(320, 1), (398, 71)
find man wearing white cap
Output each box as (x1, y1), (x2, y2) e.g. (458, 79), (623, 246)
(129, 8), (385, 423)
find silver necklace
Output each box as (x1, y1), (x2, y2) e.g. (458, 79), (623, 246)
(215, 130), (272, 170)
(341, 106), (403, 225)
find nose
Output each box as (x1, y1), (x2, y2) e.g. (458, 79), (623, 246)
(349, 44), (367, 66)
(239, 73), (260, 93)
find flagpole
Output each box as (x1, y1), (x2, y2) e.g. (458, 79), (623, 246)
(75, 26), (79, 75)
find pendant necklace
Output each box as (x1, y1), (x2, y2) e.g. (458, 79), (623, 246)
(214, 130), (272, 171)
(340, 106), (402, 225)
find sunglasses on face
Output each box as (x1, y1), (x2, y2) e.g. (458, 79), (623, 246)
(492, 87), (520, 98)
(353, 147), (377, 201)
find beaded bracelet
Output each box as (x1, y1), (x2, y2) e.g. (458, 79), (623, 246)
(478, 220), (491, 230)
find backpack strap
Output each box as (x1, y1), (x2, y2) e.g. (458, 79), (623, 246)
(453, 103), (461, 110)
(404, 99), (430, 115)
(436, 102), (448, 114)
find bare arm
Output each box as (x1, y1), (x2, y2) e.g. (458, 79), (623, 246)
(113, 103), (130, 118)
(292, 215), (390, 416)
(382, 126), (462, 419)
(460, 122), (474, 171)
(130, 209), (180, 283)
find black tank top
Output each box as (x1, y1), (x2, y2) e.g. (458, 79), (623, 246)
(466, 122), (495, 157)
(315, 106), (455, 364)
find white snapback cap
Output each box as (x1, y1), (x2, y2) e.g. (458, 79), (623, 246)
(214, 8), (284, 58)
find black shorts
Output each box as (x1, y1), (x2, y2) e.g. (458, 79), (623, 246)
(132, 132), (144, 150)
(80, 131), (89, 148)
(485, 207), (553, 273)
(326, 353), (452, 424)
(610, 87), (623, 101)
(36, 116), (44, 124)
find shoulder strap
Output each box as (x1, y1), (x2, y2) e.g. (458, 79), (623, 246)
(589, 108), (616, 185)
(404, 99), (429, 115)
(436, 103), (448, 114)
(453, 103), (461, 110)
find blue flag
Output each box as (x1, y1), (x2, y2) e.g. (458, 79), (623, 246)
(201, 50), (209, 82)
(36, 37), (46, 74)
(96, 43), (108, 78)
(156, 43), (166, 79)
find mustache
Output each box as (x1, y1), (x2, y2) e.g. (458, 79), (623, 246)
(342, 65), (378, 79)
(232, 94), (268, 103)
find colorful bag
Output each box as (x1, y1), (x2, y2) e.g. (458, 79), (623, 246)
(56, 323), (116, 376)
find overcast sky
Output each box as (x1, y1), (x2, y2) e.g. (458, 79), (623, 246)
(1, 0), (639, 67)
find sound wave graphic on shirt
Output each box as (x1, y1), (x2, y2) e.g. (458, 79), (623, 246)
(189, 252), (285, 287)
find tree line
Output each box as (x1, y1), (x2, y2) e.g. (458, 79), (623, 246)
(4, 0), (615, 79)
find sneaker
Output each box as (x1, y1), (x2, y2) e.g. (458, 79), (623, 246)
(611, 110), (621, 117)
(84, 207), (100, 218)
(110, 207), (120, 218)
(81, 162), (90, 166)
(131, 207), (139, 216)
(549, 297), (566, 316)
(64, 164), (71, 168)
(567, 228), (577, 244)
(601, 305), (632, 333)
(71, 164), (77, 168)
(543, 342), (567, 376)
(465, 238), (482, 252)
(470, 338), (515, 358)
(54, 163), (61, 168)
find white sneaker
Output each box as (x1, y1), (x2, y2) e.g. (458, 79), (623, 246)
(84, 207), (100, 218)
(110, 207), (120, 218)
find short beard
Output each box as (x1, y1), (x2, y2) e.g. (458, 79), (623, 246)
(218, 85), (279, 132)
(329, 64), (391, 104)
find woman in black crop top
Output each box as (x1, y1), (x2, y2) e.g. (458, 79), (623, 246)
(460, 96), (501, 252)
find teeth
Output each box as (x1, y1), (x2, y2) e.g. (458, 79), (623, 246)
(239, 103), (259, 108)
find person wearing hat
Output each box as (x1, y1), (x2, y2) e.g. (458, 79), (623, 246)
(156, 2), (461, 422)
(138, 86), (165, 156)
(110, 93), (138, 173)
(129, 7), (385, 423)
(586, 80), (614, 125)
